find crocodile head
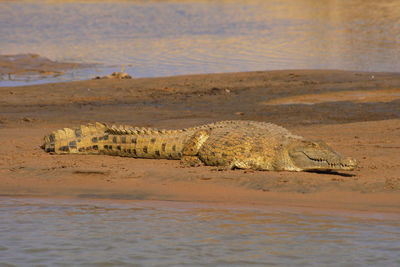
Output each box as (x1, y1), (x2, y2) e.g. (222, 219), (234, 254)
(287, 140), (357, 171)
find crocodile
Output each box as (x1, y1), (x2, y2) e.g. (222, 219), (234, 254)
(42, 120), (357, 172)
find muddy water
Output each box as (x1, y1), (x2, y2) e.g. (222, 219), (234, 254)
(1, 197), (399, 266)
(1, 0), (400, 85)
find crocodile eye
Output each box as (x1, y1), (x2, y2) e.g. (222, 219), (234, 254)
(311, 143), (318, 148)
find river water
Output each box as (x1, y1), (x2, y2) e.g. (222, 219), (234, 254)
(1, 0), (400, 85)
(1, 197), (400, 266)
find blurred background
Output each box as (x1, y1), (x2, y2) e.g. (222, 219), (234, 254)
(1, 0), (399, 83)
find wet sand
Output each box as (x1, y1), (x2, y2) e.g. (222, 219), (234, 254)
(1, 68), (400, 213)
(0, 54), (89, 80)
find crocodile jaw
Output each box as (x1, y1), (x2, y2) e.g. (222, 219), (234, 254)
(288, 140), (358, 171)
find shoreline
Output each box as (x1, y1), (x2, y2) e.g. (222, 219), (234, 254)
(2, 180), (400, 215)
(1, 69), (400, 213)
(2, 192), (400, 219)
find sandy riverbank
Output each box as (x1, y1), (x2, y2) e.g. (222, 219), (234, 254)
(1, 69), (399, 213)
(0, 54), (90, 80)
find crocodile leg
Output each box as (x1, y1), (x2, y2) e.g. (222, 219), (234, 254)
(180, 129), (210, 167)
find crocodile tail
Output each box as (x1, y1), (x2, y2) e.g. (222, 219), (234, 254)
(42, 122), (108, 154)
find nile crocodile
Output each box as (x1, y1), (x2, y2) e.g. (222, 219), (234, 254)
(42, 120), (357, 172)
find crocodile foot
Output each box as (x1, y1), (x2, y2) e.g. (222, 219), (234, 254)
(180, 156), (203, 167)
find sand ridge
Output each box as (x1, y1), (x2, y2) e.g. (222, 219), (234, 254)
(1, 69), (400, 213)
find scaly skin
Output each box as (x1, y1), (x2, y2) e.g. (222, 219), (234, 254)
(42, 120), (357, 172)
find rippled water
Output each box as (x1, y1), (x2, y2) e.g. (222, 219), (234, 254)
(1, 197), (400, 266)
(1, 0), (400, 85)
